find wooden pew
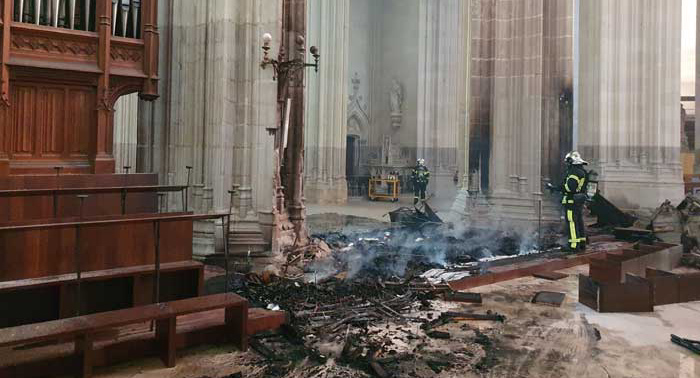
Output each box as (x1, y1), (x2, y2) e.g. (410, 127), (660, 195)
(0, 293), (248, 378)
(0, 212), (226, 281)
(0, 174), (176, 222)
(0, 184), (187, 218)
(0, 261), (204, 328)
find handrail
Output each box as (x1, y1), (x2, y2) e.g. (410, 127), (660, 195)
(0, 211), (228, 231)
(0, 185), (187, 197)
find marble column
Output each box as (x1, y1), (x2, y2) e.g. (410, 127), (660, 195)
(417, 0), (468, 202)
(577, 0), (684, 209)
(304, 0), (350, 205)
(113, 93), (139, 173)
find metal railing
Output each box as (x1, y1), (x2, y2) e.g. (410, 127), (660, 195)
(14, 0), (96, 31)
(12, 0), (142, 38)
(111, 0), (141, 38)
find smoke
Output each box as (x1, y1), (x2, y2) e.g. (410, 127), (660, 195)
(311, 218), (546, 281)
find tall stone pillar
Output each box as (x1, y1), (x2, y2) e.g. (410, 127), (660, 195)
(224, 0), (278, 255)
(416, 0), (468, 202)
(449, 0), (473, 219)
(486, 0), (546, 222)
(113, 93), (139, 173)
(140, 0), (279, 259)
(459, 0), (572, 225)
(304, 0), (350, 205)
(577, 0), (684, 209)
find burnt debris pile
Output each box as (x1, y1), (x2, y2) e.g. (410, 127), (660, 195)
(230, 270), (502, 378)
(224, 221), (532, 377)
(302, 223), (532, 282)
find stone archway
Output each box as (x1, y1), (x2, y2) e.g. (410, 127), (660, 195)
(346, 74), (370, 197)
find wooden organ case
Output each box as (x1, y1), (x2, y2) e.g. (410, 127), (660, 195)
(0, 0), (159, 176)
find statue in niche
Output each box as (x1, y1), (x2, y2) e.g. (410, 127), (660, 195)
(389, 79), (403, 114)
(389, 79), (403, 129)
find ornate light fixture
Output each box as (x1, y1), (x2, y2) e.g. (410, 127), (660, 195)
(260, 32), (321, 134)
(261, 33), (319, 84)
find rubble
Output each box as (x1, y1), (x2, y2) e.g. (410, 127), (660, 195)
(671, 334), (700, 354)
(533, 271), (569, 281)
(224, 217), (546, 377)
(531, 291), (566, 307)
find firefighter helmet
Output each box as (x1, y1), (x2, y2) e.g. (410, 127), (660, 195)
(565, 151), (588, 165)
(417, 158), (426, 166)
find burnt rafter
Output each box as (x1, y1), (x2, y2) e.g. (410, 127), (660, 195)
(0, 0), (160, 176)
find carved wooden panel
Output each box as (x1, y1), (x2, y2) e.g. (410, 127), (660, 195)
(11, 85), (34, 156)
(0, 0), (159, 175)
(66, 88), (92, 156)
(39, 88), (65, 156)
(9, 24), (99, 67)
(110, 38), (145, 77)
(9, 81), (94, 162)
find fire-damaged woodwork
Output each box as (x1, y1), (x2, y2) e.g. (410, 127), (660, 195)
(671, 334), (700, 355)
(0, 0), (160, 176)
(646, 268), (700, 305)
(588, 242), (681, 284)
(532, 271), (568, 281)
(579, 242), (698, 312)
(588, 193), (637, 228)
(578, 273), (654, 313)
(443, 291), (482, 304)
(531, 291), (566, 307)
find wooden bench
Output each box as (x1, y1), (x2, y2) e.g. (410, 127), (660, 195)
(0, 261), (204, 327)
(0, 293), (248, 378)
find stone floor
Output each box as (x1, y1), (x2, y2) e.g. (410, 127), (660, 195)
(307, 195), (456, 223)
(468, 265), (700, 378)
(88, 263), (700, 378)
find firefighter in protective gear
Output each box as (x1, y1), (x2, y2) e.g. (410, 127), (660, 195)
(412, 158), (430, 205)
(561, 151), (588, 251)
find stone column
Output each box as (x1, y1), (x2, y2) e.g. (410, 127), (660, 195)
(577, 0), (684, 209)
(113, 93), (139, 173)
(142, 0), (279, 259)
(449, 0), (473, 219)
(226, 0), (278, 256)
(486, 0), (546, 222)
(304, 0), (350, 205)
(417, 0), (468, 203)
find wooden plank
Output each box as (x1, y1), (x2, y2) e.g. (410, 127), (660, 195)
(0, 261), (203, 292)
(532, 271), (568, 281)
(448, 251), (609, 291)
